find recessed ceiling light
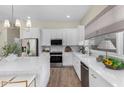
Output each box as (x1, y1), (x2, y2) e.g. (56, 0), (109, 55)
(27, 16), (31, 19)
(66, 15), (70, 18)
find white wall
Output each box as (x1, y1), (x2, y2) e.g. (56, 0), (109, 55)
(20, 20), (80, 28)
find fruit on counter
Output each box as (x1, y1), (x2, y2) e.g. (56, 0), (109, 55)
(103, 59), (113, 66)
(103, 57), (124, 70)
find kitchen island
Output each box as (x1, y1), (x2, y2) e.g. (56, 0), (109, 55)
(0, 53), (50, 87)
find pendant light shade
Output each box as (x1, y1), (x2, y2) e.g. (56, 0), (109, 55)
(15, 19), (21, 27)
(4, 5), (22, 28)
(26, 17), (32, 28)
(4, 19), (10, 28)
(3, 5), (32, 28)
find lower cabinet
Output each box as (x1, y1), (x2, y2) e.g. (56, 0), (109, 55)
(89, 68), (113, 87)
(63, 52), (73, 66)
(73, 55), (81, 80)
(73, 54), (113, 87)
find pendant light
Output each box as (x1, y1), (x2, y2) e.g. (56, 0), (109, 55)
(4, 5), (21, 28)
(4, 19), (10, 28)
(15, 19), (21, 27)
(26, 16), (32, 28)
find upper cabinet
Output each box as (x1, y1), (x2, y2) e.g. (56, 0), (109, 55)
(41, 27), (85, 46)
(41, 29), (51, 46)
(85, 6), (124, 39)
(78, 25), (85, 43)
(50, 29), (63, 39)
(20, 28), (40, 39)
(20, 27), (85, 46)
(64, 29), (78, 45)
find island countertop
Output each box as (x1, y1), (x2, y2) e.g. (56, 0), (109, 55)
(73, 52), (124, 87)
(0, 53), (50, 87)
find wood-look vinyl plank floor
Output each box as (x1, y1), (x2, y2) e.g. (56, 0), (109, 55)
(47, 67), (81, 87)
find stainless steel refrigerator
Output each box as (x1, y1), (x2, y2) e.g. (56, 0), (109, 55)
(21, 38), (38, 56)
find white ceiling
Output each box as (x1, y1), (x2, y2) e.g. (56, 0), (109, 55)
(0, 5), (90, 22)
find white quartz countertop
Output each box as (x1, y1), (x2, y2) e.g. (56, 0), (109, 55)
(0, 55), (47, 71)
(73, 52), (124, 87)
(0, 53), (50, 87)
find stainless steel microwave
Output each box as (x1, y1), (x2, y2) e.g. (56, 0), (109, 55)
(51, 39), (62, 45)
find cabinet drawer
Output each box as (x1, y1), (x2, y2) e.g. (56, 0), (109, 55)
(89, 69), (112, 87)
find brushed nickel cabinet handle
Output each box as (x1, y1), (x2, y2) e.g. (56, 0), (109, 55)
(91, 74), (97, 79)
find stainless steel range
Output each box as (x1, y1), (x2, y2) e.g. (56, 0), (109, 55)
(50, 52), (62, 67)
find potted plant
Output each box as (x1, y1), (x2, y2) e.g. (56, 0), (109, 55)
(2, 43), (21, 57)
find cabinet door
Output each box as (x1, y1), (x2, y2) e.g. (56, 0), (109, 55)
(62, 31), (67, 45)
(66, 30), (71, 45)
(63, 53), (72, 66)
(56, 30), (62, 39)
(50, 30), (56, 39)
(20, 28), (40, 39)
(89, 69), (113, 87)
(50, 29), (63, 39)
(66, 29), (78, 45)
(41, 30), (50, 46)
(78, 26), (85, 43)
(73, 55), (81, 80)
(20, 28), (31, 39)
(71, 29), (78, 45)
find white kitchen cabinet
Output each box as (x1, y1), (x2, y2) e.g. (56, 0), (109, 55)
(50, 29), (63, 39)
(78, 25), (85, 43)
(50, 30), (56, 39)
(89, 68), (113, 87)
(20, 28), (40, 39)
(41, 29), (63, 46)
(41, 30), (51, 46)
(41, 28), (83, 46)
(63, 52), (73, 66)
(73, 54), (81, 80)
(66, 29), (78, 45)
(62, 31), (67, 45)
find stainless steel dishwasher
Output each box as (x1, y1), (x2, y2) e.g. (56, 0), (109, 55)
(81, 62), (89, 87)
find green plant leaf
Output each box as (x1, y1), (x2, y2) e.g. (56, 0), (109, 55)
(2, 43), (21, 57)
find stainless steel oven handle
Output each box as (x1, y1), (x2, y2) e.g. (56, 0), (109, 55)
(50, 55), (62, 56)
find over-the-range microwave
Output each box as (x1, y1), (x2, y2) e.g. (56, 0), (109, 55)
(51, 39), (62, 45)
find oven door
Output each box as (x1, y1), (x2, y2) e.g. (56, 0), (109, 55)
(50, 55), (62, 63)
